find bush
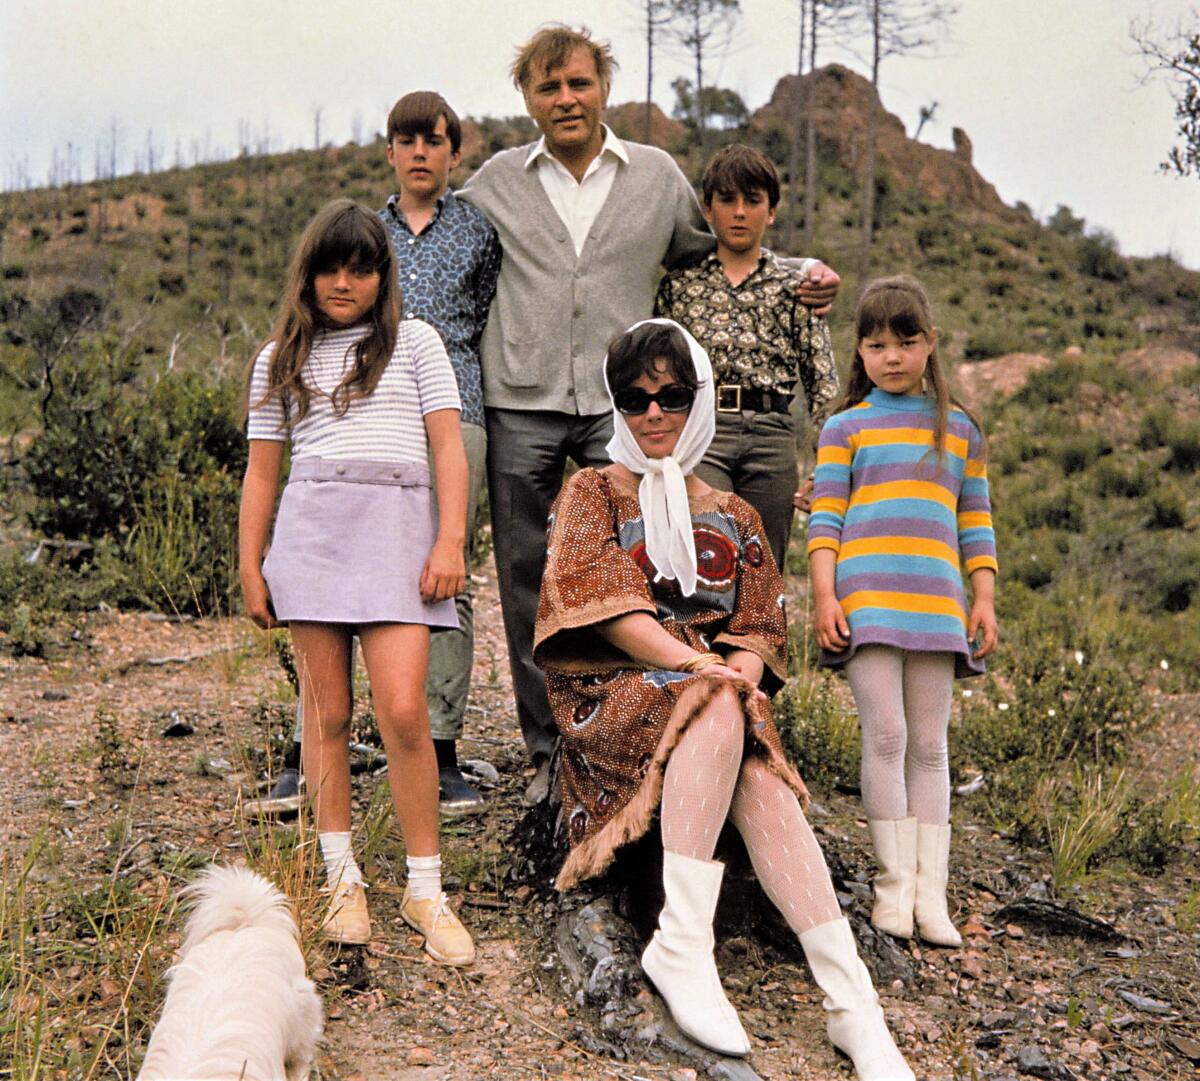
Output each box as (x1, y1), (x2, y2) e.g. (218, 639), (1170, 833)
(1053, 431), (1112, 475)
(774, 670), (861, 793)
(1167, 420), (1200, 471)
(1077, 230), (1127, 282)
(22, 344), (245, 543)
(953, 632), (1150, 834)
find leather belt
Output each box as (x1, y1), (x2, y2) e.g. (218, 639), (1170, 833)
(716, 384), (792, 414)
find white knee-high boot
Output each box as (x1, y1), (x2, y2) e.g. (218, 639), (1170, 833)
(867, 818), (917, 939)
(914, 822), (961, 946)
(641, 851), (751, 1057)
(798, 917), (915, 1081)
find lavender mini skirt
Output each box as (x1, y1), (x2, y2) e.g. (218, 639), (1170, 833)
(262, 457), (458, 629)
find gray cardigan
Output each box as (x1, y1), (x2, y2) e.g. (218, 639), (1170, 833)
(460, 140), (714, 415)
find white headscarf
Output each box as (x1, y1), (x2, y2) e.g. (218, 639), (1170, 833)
(604, 318), (716, 597)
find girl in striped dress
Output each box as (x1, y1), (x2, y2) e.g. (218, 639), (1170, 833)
(239, 200), (475, 963)
(807, 275), (998, 947)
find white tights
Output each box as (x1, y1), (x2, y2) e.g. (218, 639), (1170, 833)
(660, 688), (842, 935)
(844, 646), (955, 824)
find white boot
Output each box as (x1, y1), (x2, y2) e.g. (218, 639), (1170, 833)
(914, 822), (961, 946)
(867, 818), (917, 939)
(798, 917), (915, 1081)
(641, 851), (751, 1057)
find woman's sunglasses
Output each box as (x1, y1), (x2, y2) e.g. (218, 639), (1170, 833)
(613, 384), (696, 415)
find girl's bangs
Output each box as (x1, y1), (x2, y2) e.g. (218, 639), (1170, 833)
(857, 291), (929, 341)
(310, 210), (388, 275)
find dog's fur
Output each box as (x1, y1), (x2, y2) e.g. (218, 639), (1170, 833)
(137, 865), (323, 1081)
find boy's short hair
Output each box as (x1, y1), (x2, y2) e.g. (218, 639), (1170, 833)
(701, 144), (781, 209)
(511, 24), (617, 97)
(386, 91), (462, 154)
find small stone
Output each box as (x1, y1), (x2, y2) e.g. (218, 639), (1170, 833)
(160, 716), (194, 737)
(42, 688), (70, 701)
(1078, 1039), (1101, 1059)
(1168, 1034), (1200, 1062)
(960, 951), (986, 979)
(1016, 1044), (1076, 1079)
(1117, 990), (1172, 1015)
(405, 1046), (436, 1066)
(961, 915), (991, 939)
(1005, 923), (1025, 939)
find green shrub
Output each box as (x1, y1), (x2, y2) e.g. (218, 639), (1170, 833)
(122, 469), (240, 615)
(1077, 230), (1127, 282)
(21, 343), (245, 543)
(1147, 483), (1187, 529)
(1088, 458), (1145, 498)
(953, 631), (1149, 832)
(1167, 420), (1200, 471)
(1053, 431), (1112, 475)
(774, 670), (861, 793)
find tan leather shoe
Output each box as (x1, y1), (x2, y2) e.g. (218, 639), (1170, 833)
(401, 889), (475, 966)
(322, 880), (371, 945)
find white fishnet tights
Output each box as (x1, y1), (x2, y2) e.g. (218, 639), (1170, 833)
(660, 689), (842, 935)
(844, 645), (955, 824)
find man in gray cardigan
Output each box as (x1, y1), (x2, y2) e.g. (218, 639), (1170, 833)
(461, 25), (839, 802)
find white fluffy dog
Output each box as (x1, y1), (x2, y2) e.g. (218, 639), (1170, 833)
(138, 865), (323, 1081)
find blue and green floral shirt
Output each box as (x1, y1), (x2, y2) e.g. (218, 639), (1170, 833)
(380, 190), (502, 428)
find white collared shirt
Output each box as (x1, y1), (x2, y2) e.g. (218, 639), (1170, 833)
(525, 125), (630, 256)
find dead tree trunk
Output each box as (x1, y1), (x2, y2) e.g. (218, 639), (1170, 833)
(505, 754), (916, 1074)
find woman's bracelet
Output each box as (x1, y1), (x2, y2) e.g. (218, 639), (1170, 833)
(678, 652), (724, 674)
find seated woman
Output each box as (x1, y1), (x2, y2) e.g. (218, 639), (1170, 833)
(534, 319), (913, 1081)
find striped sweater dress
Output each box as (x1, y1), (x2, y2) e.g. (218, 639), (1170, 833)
(807, 387), (998, 677)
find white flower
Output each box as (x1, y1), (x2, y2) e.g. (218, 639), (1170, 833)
(998, 702), (1010, 712)
(962, 689), (973, 698)
(1048, 709), (1056, 717)
(1074, 650), (1085, 666)
(1160, 659), (1170, 671)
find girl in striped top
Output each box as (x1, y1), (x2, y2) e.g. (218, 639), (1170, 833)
(807, 275), (997, 949)
(240, 199), (475, 964)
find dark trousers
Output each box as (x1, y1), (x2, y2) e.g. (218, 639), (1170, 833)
(695, 409), (800, 572)
(485, 407), (614, 763)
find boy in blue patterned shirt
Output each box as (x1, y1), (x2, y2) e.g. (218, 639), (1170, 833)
(379, 92), (502, 813)
(259, 93), (501, 817)
(655, 144), (838, 572)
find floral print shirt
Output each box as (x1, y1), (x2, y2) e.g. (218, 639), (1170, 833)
(654, 249), (839, 439)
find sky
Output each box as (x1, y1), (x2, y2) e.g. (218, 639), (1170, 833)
(2, 0), (1198, 268)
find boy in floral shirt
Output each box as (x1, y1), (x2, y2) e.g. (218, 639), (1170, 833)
(655, 143), (838, 570)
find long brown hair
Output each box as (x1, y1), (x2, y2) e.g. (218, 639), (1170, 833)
(250, 199), (401, 422)
(837, 274), (986, 461)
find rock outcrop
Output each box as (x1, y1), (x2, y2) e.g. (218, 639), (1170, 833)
(754, 64), (1012, 217)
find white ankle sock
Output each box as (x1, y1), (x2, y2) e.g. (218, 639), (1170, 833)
(318, 831), (362, 890)
(406, 853), (442, 901)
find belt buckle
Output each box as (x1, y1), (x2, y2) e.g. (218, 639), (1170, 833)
(717, 384), (742, 413)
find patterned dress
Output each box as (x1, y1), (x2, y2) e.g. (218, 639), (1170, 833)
(534, 467), (808, 890)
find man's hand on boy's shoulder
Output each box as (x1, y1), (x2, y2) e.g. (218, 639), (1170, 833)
(796, 262), (839, 316)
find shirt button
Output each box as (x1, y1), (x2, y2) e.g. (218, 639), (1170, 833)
(406, 312), (415, 319)
(409, 273), (417, 280)
(393, 469), (402, 478)
(335, 465), (346, 475)
(408, 238), (416, 245)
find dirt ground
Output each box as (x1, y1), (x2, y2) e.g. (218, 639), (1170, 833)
(2, 559), (1198, 1081)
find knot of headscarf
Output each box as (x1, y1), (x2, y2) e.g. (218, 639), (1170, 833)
(603, 318), (716, 596)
